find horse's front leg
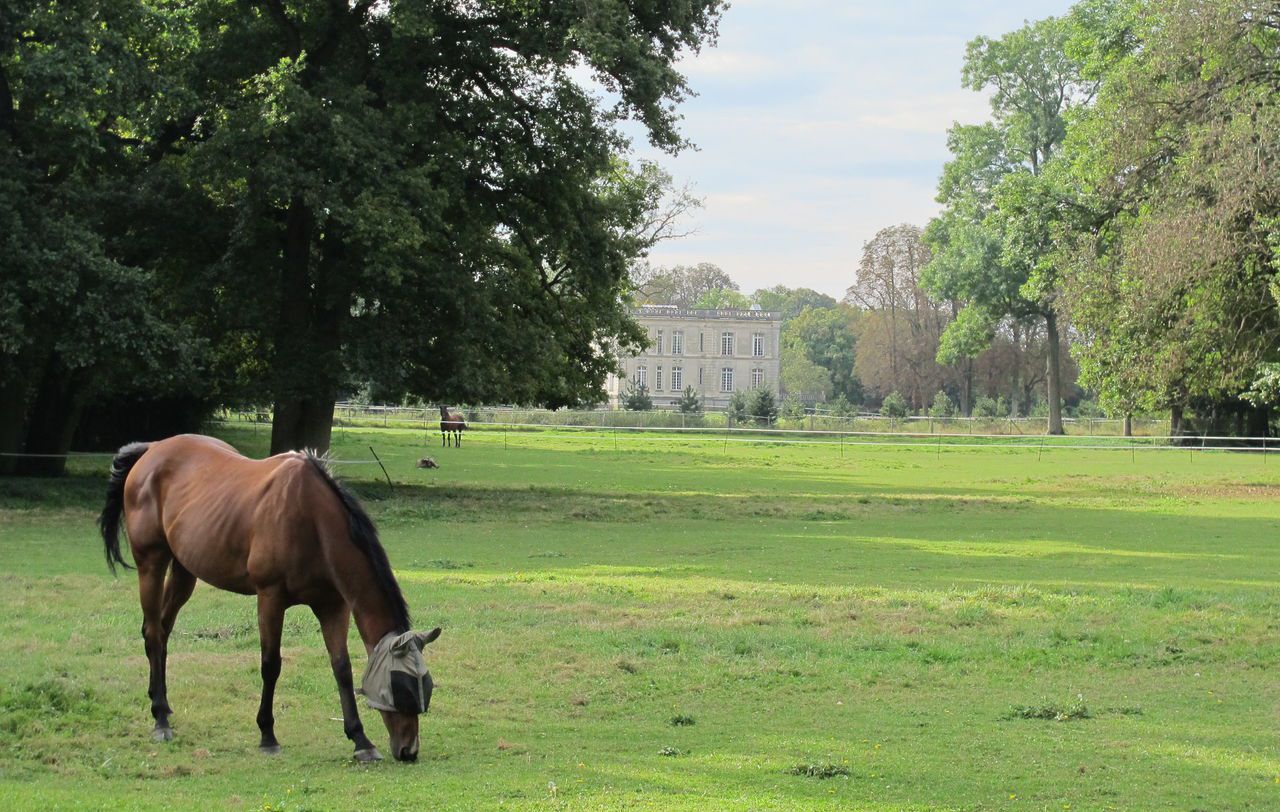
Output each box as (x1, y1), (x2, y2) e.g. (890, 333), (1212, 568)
(255, 591), (286, 754)
(313, 602), (381, 761)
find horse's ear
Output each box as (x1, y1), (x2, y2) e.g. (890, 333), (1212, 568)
(414, 627), (442, 651)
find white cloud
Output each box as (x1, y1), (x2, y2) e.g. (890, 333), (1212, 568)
(629, 0), (1074, 296)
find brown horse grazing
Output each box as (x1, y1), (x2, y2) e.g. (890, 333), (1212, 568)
(439, 406), (466, 448)
(97, 434), (440, 762)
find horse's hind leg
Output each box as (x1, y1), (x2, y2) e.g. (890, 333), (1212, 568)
(136, 549), (175, 741)
(313, 601), (380, 761)
(161, 562), (197, 638)
(255, 590), (286, 754)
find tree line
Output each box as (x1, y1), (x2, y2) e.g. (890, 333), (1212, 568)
(926, 0), (1279, 437)
(639, 0), (1280, 438)
(0, 0), (725, 474)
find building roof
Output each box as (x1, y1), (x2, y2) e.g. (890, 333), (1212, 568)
(631, 305), (780, 321)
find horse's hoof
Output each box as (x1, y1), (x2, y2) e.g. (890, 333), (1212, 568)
(354, 747), (383, 763)
(259, 744), (282, 755)
(152, 727), (174, 742)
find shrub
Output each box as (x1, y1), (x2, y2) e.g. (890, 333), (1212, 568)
(973, 396), (1000, 418)
(727, 390), (750, 424)
(928, 390), (954, 418)
(749, 388), (778, 426)
(621, 382), (653, 411)
(676, 385), (702, 414)
(826, 395), (855, 418)
(880, 391), (909, 419)
(780, 395), (805, 420)
(787, 762), (851, 779)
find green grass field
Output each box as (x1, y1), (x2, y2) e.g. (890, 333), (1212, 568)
(2, 427), (1278, 810)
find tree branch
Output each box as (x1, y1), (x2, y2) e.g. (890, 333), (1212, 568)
(258, 0), (302, 60)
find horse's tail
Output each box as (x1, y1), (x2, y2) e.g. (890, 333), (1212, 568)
(98, 442), (150, 574)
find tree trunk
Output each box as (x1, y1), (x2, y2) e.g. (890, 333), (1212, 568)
(268, 200), (345, 455)
(1170, 404), (1184, 437)
(16, 360), (88, 477)
(0, 373), (32, 476)
(961, 358), (973, 416)
(1044, 311), (1064, 435)
(271, 395), (337, 453)
(0, 344), (51, 475)
(1246, 404), (1269, 438)
(1009, 323), (1021, 419)
(1123, 413), (1132, 437)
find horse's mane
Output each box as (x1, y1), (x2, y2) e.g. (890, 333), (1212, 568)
(304, 452), (411, 633)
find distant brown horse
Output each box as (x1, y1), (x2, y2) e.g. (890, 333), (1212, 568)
(439, 406), (466, 447)
(98, 434), (440, 762)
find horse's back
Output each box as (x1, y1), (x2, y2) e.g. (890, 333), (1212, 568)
(124, 435), (341, 596)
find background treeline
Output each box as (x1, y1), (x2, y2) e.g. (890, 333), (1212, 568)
(639, 0), (1280, 439)
(0, 0), (724, 473)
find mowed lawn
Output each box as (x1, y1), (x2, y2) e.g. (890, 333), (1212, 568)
(2, 426), (1279, 810)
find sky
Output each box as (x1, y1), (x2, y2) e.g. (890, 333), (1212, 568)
(626, 0), (1073, 299)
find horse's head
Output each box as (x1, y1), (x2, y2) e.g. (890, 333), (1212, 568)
(362, 627), (441, 762)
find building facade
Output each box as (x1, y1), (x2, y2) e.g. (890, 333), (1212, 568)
(607, 305), (782, 409)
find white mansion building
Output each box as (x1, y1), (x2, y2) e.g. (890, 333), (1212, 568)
(606, 305), (782, 409)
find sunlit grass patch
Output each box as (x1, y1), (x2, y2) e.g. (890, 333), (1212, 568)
(1, 429), (1278, 809)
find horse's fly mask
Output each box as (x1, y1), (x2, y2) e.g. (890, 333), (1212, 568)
(361, 630), (436, 713)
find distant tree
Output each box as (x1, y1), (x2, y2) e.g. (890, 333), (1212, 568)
(749, 389), (778, 426)
(727, 390), (750, 424)
(693, 288), (751, 310)
(880, 391), (909, 419)
(752, 286), (838, 319)
(621, 382), (653, 411)
(1057, 0), (1280, 437)
(847, 224), (949, 411)
(676, 385), (703, 415)
(780, 344), (833, 405)
(923, 16), (1097, 435)
(634, 263), (739, 308)
(783, 306), (861, 403)
(928, 391), (955, 418)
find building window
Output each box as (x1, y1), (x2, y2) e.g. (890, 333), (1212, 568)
(634, 365), (647, 389)
(671, 330), (683, 355)
(721, 332), (734, 356)
(698, 367), (704, 386)
(656, 366), (663, 391)
(672, 366), (682, 391)
(752, 332), (765, 357)
(655, 329), (664, 355)
(721, 367), (734, 392)
(699, 332), (705, 352)
(752, 368), (764, 388)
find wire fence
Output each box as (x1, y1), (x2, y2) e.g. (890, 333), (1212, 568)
(297, 403), (1172, 437)
(207, 407), (1275, 456)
